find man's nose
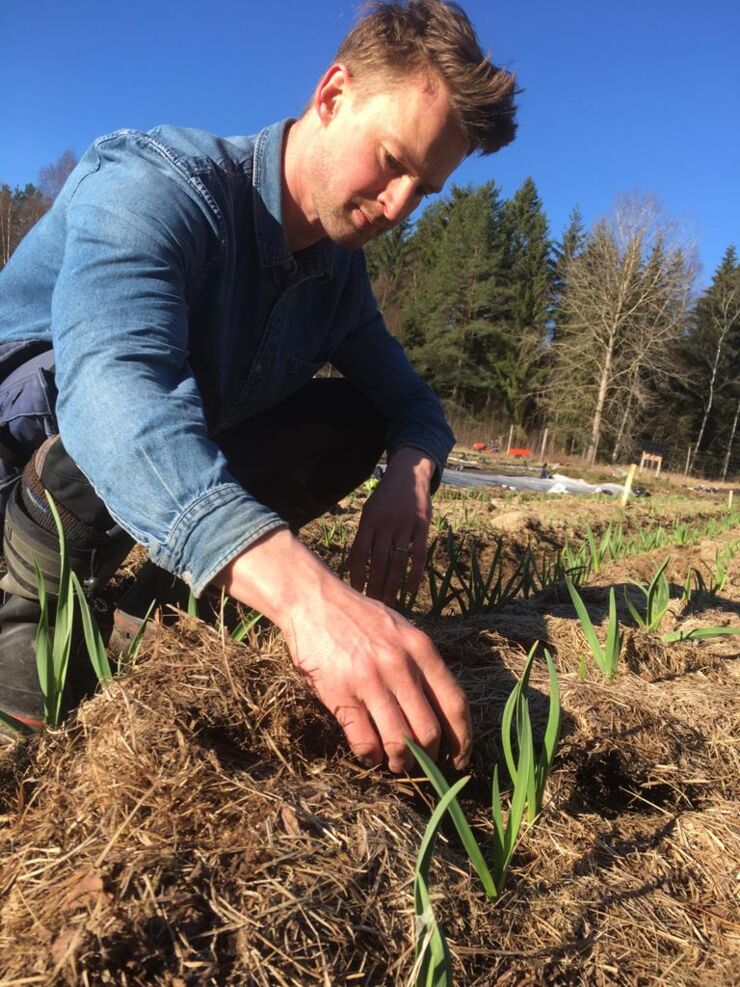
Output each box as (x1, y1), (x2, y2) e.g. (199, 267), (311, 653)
(378, 178), (417, 225)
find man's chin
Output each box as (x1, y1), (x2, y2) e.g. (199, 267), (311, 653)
(326, 225), (376, 252)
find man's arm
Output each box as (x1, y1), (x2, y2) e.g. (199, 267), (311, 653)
(50, 136), (289, 597)
(329, 265), (455, 604)
(215, 526), (471, 773)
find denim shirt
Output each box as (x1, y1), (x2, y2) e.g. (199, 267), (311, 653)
(0, 120), (455, 595)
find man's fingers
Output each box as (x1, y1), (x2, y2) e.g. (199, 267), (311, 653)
(347, 527), (373, 593)
(406, 527), (429, 599)
(392, 675), (442, 765)
(381, 535), (414, 606)
(334, 699), (383, 767)
(364, 685), (417, 773)
(366, 533), (394, 600)
(414, 642), (472, 770)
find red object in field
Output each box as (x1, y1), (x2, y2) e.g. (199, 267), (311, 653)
(472, 442), (486, 451)
(509, 447), (531, 457)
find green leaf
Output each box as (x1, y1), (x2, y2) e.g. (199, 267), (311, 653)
(413, 775), (468, 986)
(0, 708), (35, 737)
(623, 588), (647, 630)
(565, 577), (606, 671)
(603, 588), (621, 677)
(231, 608), (262, 642)
(662, 626), (740, 643)
(490, 764), (505, 860)
(71, 571), (112, 683)
(125, 600), (156, 663)
(500, 698), (533, 872)
(536, 650), (561, 803)
(45, 494), (74, 708)
(407, 737), (496, 898)
(33, 559), (54, 725)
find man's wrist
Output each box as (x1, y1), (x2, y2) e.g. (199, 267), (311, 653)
(388, 446), (436, 481)
(214, 527), (336, 630)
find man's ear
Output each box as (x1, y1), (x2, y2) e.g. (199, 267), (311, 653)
(314, 63), (353, 125)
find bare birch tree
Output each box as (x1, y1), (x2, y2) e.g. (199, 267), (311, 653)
(548, 193), (695, 464)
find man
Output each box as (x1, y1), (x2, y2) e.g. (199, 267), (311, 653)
(0, 0), (516, 771)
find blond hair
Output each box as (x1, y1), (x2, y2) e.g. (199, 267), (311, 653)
(335, 0), (518, 155)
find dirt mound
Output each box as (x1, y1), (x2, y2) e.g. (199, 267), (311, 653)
(1, 604), (738, 985)
(1, 490), (738, 985)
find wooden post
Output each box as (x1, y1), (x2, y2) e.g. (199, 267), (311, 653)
(684, 445), (692, 476)
(621, 464), (637, 507)
(638, 451), (646, 474)
(506, 424), (514, 456)
(540, 427), (549, 462)
(729, 490), (734, 511)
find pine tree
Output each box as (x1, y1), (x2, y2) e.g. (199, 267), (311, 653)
(399, 183), (509, 411)
(363, 221), (412, 335)
(493, 177), (552, 424)
(551, 206), (586, 341)
(684, 245), (740, 471)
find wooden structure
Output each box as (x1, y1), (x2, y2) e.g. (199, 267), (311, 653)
(639, 450), (663, 476)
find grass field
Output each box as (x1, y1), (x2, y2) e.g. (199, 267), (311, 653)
(1, 472), (738, 985)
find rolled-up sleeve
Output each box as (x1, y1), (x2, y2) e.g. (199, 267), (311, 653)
(50, 138), (287, 596)
(330, 262), (455, 491)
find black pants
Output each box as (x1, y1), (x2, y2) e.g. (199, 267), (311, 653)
(0, 348), (386, 559)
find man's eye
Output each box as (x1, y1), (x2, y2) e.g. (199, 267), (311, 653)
(385, 151), (402, 171)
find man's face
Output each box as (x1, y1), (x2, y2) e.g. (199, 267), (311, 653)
(308, 69), (468, 250)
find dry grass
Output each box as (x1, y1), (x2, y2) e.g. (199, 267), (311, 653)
(0, 490), (738, 986)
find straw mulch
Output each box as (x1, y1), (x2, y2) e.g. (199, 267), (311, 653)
(1, 578), (738, 986)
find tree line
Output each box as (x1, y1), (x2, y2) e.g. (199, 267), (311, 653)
(365, 181), (740, 478)
(2, 155), (738, 477)
(0, 150), (77, 266)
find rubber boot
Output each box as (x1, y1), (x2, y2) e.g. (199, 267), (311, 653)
(0, 478), (132, 738)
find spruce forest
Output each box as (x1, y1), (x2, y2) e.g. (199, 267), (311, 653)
(365, 179), (740, 479)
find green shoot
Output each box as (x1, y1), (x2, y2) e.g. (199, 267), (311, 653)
(123, 600), (156, 668)
(624, 558), (671, 632)
(565, 579), (622, 678)
(71, 571), (112, 683)
(490, 698), (533, 891)
(33, 495), (76, 727)
(407, 738), (497, 899)
(662, 626), (740, 643)
(407, 648), (560, 900)
(500, 645), (561, 823)
(412, 776), (467, 987)
(0, 708), (36, 738)
(231, 608), (263, 642)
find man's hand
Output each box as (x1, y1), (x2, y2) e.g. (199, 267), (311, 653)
(216, 528), (471, 773)
(346, 447), (435, 606)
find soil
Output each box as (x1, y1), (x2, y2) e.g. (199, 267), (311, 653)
(0, 481), (738, 986)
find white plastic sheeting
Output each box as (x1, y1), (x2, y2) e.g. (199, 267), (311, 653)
(441, 469), (626, 497)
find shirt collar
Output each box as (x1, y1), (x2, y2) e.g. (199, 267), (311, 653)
(251, 118), (333, 280)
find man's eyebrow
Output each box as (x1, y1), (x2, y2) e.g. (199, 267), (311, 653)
(387, 141), (443, 195)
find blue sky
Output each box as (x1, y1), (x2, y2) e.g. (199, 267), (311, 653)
(1, 0), (738, 287)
